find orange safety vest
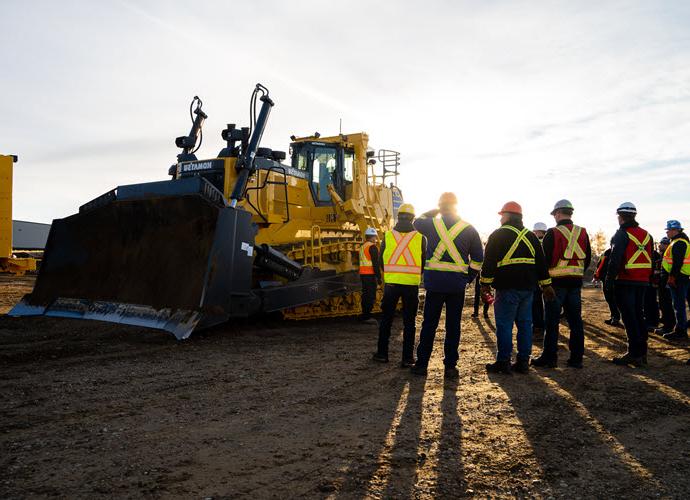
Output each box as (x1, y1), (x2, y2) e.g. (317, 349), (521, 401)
(359, 241), (375, 275)
(549, 224), (589, 278)
(617, 227), (652, 282)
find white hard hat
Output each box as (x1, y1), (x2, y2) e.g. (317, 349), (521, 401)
(550, 199), (574, 215)
(616, 202), (637, 214)
(533, 222), (548, 232)
(364, 227), (378, 237)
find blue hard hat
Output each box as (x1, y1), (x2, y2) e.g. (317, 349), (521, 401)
(665, 220), (683, 231)
(660, 236), (671, 245)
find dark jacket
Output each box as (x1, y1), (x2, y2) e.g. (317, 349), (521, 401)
(542, 219), (592, 288)
(607, 220), (653, 286)
(480, 220), (551, 290)
(414, 213), (484, 293)
(379, 219), (428, 280)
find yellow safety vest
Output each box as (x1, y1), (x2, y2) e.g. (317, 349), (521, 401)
(383, 230), (423, 285)
(497, 225), (535, 267)
(425, 218), (475, 273)
(549, 224), (587, 277)
(662, 238), (690, 275)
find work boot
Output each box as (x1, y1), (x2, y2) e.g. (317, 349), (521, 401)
(531, 355), (557, 368)
(654, 326), (673, 335)
(400, 359), (415, 368)
(566, 358), (583, 369)
(631, 355), (648, 368)
(410, 364), (427, 376)
(372, 353), (389, 363)
(604, 318), (623, 328)
(511, 358), (530, 374)
(663, 330), (688, 341)
(612, 352), (639, 366)
(444, 366), (459, 379)
(485, 360), (512, 374)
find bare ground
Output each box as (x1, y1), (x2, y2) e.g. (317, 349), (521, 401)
(1, 276), (689, 499)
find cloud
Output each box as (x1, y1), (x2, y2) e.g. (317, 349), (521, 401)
(2, 0), (690, 238)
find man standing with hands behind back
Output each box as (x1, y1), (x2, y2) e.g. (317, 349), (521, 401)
(533, 200), (591, 369)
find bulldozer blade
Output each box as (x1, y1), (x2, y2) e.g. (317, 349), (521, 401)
(9, 177), (257, 339)
(10, 297), (202, 339)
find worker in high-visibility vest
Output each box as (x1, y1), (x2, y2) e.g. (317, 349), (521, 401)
(372, 204), (427, 366)
(358, 227), (382, 322)
(480, 201), (554, 374)
(660, 219), (690, 340)
(606, 202), (654, 367)
(410, 192), (484, 378)
(533, 200), (591, 369)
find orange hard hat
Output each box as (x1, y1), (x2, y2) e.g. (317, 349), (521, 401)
(498, 201), (522, 215)
(438, 192), (458, 206)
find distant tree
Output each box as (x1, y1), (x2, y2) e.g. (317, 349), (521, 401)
(584, 229), (607, 283)
(590, 229), (607, 257)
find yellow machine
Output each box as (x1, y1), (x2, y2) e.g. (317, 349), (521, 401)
(11, 85), (404, 338)
(223, 131), (401, 319)
(0, 154), (37, 275)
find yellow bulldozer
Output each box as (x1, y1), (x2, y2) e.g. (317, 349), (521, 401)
(0, 154), (38, 275)
(11, 84), (405, 338)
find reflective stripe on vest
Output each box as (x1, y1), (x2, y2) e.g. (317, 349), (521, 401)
(662, 238), (690, 275)
(383, 230), (423, 285)
(359, 241), (375, 275)
(549, 224), (587, 277)
(425, 218), (470, 273)
(497, 226), (535, 268)
(625, 231), (652, 269)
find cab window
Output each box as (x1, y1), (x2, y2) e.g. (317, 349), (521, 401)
(343, 150), (354, 182)
(311, 146), (337, 202)
(293, 148), (309, 171)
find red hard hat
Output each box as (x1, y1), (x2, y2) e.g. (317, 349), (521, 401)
(498, 201), (522, 215)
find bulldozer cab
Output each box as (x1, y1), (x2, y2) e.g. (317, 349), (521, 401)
(291, 142), (354, 204)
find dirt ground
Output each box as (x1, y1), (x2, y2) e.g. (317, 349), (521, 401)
(1, 276), (689, 499)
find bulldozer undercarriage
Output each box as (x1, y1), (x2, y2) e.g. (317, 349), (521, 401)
(279, 234), (382, 320)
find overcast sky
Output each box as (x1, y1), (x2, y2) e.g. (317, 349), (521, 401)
(2, 0), (689, 241)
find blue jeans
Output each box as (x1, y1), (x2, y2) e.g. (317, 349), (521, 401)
(670, 278), (689, 331)
(494, 289), (533, 362)
(543, 287), (584, 361)
(415, 290), (464, 368)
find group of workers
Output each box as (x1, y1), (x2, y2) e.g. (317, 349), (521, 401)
(594, 220), (690, 344)
(358, 193), (690, 376)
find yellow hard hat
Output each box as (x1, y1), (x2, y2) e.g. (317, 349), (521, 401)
(398, 203), (415, 216)
(438, 192), (458, 206)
